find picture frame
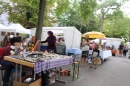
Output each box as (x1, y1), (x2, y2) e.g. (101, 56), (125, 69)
(11, 32), (15, 36)
(1, 31), (6, 36)
(7, 32), (10, 36)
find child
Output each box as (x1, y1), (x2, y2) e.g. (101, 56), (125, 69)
(89, 45), (100, 69)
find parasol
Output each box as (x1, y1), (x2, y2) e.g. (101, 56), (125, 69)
(82, 31), (105, 38)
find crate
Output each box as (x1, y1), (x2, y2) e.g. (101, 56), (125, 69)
(13, 75), (41, 86)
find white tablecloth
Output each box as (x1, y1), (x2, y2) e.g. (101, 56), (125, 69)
(89, 50), (112, 60)
(99, 50), (112, 60)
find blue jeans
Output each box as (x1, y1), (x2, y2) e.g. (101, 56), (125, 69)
(0, 60), (14, 83)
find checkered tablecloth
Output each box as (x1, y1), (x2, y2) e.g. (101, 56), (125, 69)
(34, 57), (73, 74)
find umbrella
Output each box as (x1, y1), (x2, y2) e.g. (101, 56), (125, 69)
(82, 31), (105, 38)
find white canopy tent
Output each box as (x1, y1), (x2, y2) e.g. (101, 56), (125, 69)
(92, 38), (125, 49)
(30, 27), (82, 49)
(0, 24), (6, 28)
(0, 24), (31, 34)
(91, 39), (107, 45)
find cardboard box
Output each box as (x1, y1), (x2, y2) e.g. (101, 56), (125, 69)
(13, 75), (41, 86)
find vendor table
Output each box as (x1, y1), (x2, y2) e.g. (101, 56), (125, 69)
(99, 50), (112, 60)
(4, 56), (73, 86)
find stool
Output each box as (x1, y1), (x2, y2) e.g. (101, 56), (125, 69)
(72, 62), (79, 81)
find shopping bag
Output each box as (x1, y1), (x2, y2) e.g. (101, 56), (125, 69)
(93, 52), (98, 57)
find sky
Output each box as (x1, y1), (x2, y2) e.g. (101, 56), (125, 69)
(121, 0), (130, 17)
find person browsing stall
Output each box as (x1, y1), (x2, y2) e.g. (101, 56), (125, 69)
(81, 34), (90, 66)
(118, 42), (124, 57)
(41, 31), (57, 53)
(89, 45), (100, 69)
(0, 37), (21, 86)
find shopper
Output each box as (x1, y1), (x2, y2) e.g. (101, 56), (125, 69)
(123, 46), (128, 57)
(89, 45), (100, 69)
(81, 34), (89, 66)
(0, 37), (21, 86)
(92, 41), (96, 49)
(118, 42), (124, 57)
(2, 35), (10, 47)
(41, 31), (57, 53)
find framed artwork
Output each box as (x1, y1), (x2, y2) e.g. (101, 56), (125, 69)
(7, 32), (10, 36)
(11, 32), (15, 36)
(1, 31), (6, 36)
(16, 33), (19, 36)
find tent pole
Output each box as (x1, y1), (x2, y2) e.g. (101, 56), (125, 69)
(35, 0), (46, 43)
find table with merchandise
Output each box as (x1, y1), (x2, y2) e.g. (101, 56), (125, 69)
(4, 52), (73, 86)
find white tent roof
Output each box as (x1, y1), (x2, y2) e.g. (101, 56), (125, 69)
(0, 24), (6, 28)
(5, 24), (31, 34)
(106, 38), (125, 42)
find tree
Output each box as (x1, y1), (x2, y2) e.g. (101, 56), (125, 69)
(97, 0), (128, 32)
(0, 0), (70, 28)
(56, 0), (98, 33)
(103, 9), (130, 40)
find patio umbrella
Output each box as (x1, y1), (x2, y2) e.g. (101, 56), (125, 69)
(82, 31), (105, 38)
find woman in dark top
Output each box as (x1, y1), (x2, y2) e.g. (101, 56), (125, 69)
(89, 45), (100, 69)
(41, 31), (57, 53)
(118, 42), (124, 57)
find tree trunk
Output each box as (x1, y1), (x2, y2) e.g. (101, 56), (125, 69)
(100, 12), (104, 32)
(35, 0), (46, 43)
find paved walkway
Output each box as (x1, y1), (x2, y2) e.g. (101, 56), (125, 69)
(52, 57), (130, 86)
(2, 56), (130, 86)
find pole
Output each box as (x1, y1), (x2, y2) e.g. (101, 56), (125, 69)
(35, 0), (46, 43)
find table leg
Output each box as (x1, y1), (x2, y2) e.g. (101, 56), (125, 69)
(33, 73), (36, 80)
(55, 67), (67, 84)
(19, 65), (22, 86)
(15, 64), (18, 86)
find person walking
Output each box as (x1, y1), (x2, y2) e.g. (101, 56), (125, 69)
(123, 46), (128, 57)
(118, 42), (124, 57)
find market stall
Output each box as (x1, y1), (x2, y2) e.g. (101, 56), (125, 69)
(100, 50), (112, 60)
(0, 23), (31, 41)
(83, 31), (112, 63)
(30, 27), (82, 55)
(4, 52), (73, 86)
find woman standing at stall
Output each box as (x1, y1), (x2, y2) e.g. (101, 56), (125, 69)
(2, 34), (10, 47)
(81, 34), (90, 66)
(41, 31), (57, 53)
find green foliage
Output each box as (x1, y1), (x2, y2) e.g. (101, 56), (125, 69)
(79, 0), (97, 21)
(0, 0), (70, 28)
(56, 0), (98, 33)
(103, 9), (130, 41)
(0, 0), (130, 41)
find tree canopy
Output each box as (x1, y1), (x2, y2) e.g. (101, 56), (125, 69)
(0, 0), (130, 41)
